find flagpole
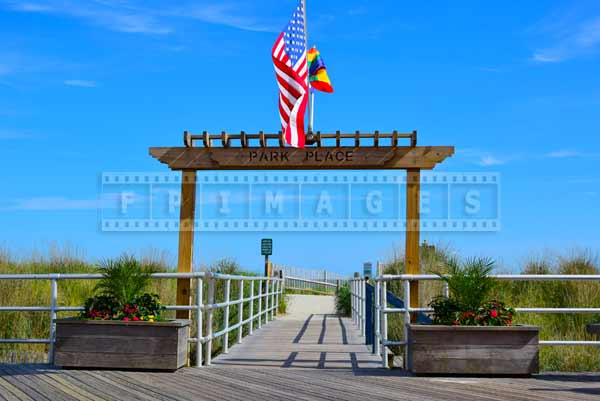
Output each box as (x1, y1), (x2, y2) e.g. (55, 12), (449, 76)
(303, 0), (314, 136)
(310, 89), (315, 131)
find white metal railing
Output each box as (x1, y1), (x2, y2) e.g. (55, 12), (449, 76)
(350, 274), (600, 368)
(276, 265), (348, 292)
(350, 278), (367, 337)
(0, 272), (284, 367)
(285, 276), (340, 294)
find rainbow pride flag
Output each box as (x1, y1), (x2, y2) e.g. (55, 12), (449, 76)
(308, 46), (333, 93)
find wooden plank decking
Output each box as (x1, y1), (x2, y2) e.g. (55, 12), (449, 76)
(1, 295), (599, 400)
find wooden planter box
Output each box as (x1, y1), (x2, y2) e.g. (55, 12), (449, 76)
(54, 318), (191, 370)
(406, 324), (539, 375)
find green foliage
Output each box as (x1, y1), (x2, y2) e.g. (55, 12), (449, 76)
(476, 300), (515, 326)
(428, 296), (461, 325)
(80, 255), (165, 321)
(428, 257), (513, 326)
(436, 257), (496, 313)
(81, 295), (120, 320)
(335, 286), (352, 317)
(134, 293), (165, 319)
(94, 255), (158, 305)
(278, 293), (288, 314)
(430, 297), (515, 326)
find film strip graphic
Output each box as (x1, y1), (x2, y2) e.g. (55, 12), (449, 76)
(100, 171), (500, 232)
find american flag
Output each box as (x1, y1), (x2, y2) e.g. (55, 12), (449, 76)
(272, 0), (308, 148)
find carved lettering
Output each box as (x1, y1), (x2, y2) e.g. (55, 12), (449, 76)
(249, 149), (355, 163)
(250, 151), (291, 162)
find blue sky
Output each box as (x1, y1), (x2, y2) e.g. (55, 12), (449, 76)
(1, 0), (599, 274)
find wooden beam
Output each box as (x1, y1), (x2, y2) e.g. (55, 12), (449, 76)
(149, 146), (454, 171)
(176, 170), (197, 320)
(405, 168), (420, 322)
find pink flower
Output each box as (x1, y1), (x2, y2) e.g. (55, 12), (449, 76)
(123, 317), (130, 321)
(133, 316), (140, 321)
(490, 310), (498, 318)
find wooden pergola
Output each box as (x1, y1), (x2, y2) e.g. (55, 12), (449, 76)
(150, 130), (454, 319)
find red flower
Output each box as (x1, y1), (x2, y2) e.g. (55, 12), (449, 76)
(133, 316), (140, 321)
(123, 317), (130, 321)
(453, 320), (459, 326)
(490, 309), (498, 318)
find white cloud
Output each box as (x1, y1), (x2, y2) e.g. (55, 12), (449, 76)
(173, 4), (275, 32)
(532, 16), (600, 63)
(532, 53), (562, 63)
(478, 155), (504, 167)
(0, 192), (143, 211)
(14, 2), (51, 12)
(64, 79), (97, 88)
(457, 148), (507, 166)
(545, 150), (600, 160)
(4, 0), (171, 34)
(1, 197), (101, 211)
(2, 0), (275, 34)
(545, 150), (582, 158)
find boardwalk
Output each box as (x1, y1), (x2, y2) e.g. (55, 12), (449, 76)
(1, 295), (599, 400)
(213, 294), (381, 369)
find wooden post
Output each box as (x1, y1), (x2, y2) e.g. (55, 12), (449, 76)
(264, 255), (270, 277)
(176, 170), (197, 320)
(405, 168), (420, 322)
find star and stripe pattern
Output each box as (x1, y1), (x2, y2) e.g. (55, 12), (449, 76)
(271, 0), (308, 148)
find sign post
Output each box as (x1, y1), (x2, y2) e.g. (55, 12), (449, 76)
(363, 262), (372, 279)
(261, 238), (273, 277)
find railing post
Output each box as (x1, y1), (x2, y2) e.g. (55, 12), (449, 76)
(381, 280), (388, 368)
(257, 279), (263, 329)
(237, 279), (244, 344)
(268, 279), (273, 322)
(361, 279), (366, 337)
(271, 280), (277, 320)
(351, 280), (354, 323)
(48, 277), (58, 364)
(205, 274), (215, 366)
(354, 279), (358, 325)
(275, 277), (280, 317)
(350, 279), (353, 322)
(223, 279), (231, 354)
(249, 280), (255, 334)
(195, 277), (203, 367)
(357, 279), (361, 330)
(374, 278), (380, 356)
(267, 279), (272, 322)
(403, 279), (411, 370)
(264, 279), (269, 324)
(268, 279), (272, 321)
